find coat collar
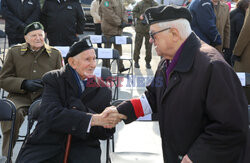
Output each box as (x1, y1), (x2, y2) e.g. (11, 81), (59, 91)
(160, 33), (201, 102)
(168, 32), (200, 73)
(20, 43), (52, 57)
(158, 32), (200, 74)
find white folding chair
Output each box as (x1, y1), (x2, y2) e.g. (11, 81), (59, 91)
(89, 35), (107, 48)
(94, 48), (120, 100)
(110, 36), (133, 76)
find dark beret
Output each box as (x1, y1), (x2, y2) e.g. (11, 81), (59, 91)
(24, 22), (44, 35)
(144, 5), (192, 25)
(65, 36), (93, 63)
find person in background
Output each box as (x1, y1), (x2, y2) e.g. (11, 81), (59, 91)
(229, 0), (249, 65)
(16, 36), (126, 163)
(212, 0), (230, 60)
(0, 22), (63, 159)
(232, 7), (250, 104)
(99, 0), (129, 73)
(1, 0), (40, 46)
(40, 0), (85, 46)
(133, 0), (158, 69)
(90, 0), (103, 48)
(104, 5), (249, 163)
(188, 0), (222, 47)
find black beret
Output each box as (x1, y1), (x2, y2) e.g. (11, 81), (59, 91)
(144, 5), (192, 25)
(24, 22), (44, 35)
(65, 36), (93, 63)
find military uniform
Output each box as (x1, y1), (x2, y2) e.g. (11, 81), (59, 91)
(99, 0), (128, 71)
(0, 43), (63, 157)
(133, 0), (158, 67)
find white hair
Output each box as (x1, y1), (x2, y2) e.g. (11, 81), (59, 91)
(157, 19), (192, 39)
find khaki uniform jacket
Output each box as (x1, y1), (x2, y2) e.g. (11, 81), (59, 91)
(99, 0), (128, 36)
(90, 0), (101, 24)
(214, 1), (230, 52)
(233, 8), (250, 73)
(0, 43), (63, 109)
(133, 0), (158, 34)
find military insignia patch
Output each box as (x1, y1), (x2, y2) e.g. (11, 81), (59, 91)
(34, 23), (39, 29)
(104, 1), (109, 7)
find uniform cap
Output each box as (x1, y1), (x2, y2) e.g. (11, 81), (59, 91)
(65, 36), (93, 63)
(24, 22), (44, 35)
(144, 5), (192, 25)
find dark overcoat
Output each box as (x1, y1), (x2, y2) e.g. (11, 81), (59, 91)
(1, 0), (40, 39)
(40, 0), (85, 46)
(16, 65), (114, 163)
(118, 33), (249, 163)
(230, 7), (245, 53)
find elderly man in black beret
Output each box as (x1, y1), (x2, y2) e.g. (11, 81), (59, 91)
(16, 36), (126, 163)
(103, 5), (249, 163)
(0, 21), (63, 159)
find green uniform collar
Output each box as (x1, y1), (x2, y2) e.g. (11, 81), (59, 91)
(20, 43), (52, 57)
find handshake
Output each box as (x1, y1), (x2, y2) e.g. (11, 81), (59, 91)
(91, 106), (127, 129)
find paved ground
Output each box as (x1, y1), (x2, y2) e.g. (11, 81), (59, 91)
(0, 20), (163, 163)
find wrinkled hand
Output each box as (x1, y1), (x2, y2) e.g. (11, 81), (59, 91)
(181, 155), (192, 163)
(91, 106), (127, 128)
(21, 79), (44, 92)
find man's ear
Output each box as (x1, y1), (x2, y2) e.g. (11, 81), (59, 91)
(68, 57), (76, 69)
(24, 35), (28, 43)
(170, 28), (180, 42)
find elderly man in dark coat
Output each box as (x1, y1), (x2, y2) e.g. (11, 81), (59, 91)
(16, 36), (126, 163)
(104, 5), (249, 163)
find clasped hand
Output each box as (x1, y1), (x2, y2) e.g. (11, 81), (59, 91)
(91, 106), (127, 128)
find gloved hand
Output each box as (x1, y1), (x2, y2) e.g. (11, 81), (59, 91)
(119, 22), (127, 29)
(231, 55), (241, 62)
(21, 79), (44, 92)
(231, 55), (241, 66)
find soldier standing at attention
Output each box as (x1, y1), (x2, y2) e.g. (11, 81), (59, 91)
(0, 22), (63, 159)
(99, 0), (129, 73)
(133, 0), (158, 69)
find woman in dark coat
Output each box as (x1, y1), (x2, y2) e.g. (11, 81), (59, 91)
(16, 37), (125, 163)
(229, 0), (249, 65)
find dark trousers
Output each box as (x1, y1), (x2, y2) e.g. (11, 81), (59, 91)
(95, 23), (102, 48)
(102, 35), (124, 71)
(133, 32), (152, 64)
(8, 37), (25, 47)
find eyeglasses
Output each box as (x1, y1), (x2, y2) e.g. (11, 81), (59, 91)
(149, 27), (171, 40)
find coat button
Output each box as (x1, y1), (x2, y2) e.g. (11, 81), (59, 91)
(72, 106), (76, 109)
(33, 70), (36, 73)
(72, 126), (76, 131)
(34, 60), (37, 63)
